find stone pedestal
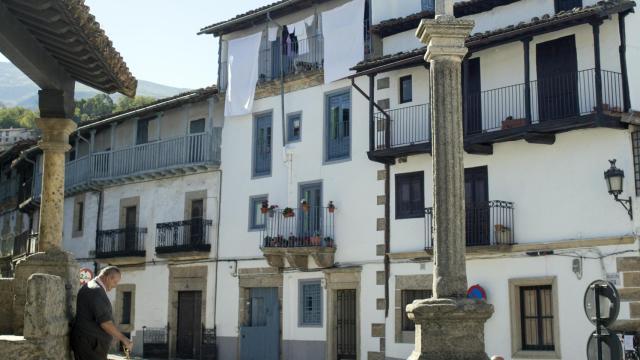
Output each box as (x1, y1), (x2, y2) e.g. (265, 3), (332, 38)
(12, 250), (79, 335)
(407, 298), (494, 360)
(35, 117), (76, 252)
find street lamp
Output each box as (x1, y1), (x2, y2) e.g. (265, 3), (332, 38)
(604, 159), (632, 219)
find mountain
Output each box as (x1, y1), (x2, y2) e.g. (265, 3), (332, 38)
(0, 62), (189, 108)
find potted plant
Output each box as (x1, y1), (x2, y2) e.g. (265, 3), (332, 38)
(283, 207), (295, 218)
(301, 199), (310, 212)
(310, 232), (321, 246)
(260, 200), (269, 214)
(263, 236), (272, 247)
(501, 116), (527, 130)
(328, 201), (336, 213)
(323, 236), (334, 247)
(494, 224), (511, 245)
(268, 205), (278, 218)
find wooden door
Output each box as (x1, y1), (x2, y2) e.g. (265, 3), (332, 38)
(190, 199), (204, 245)
(124, 206), (137, 251)
(254, 114), (272, 176)
(464, 58), (482, 134)
(176, 291), (202, 359)
(536, 35), (579, 121)
(464, 167), (489, 246)
(299, 183), (322, 243)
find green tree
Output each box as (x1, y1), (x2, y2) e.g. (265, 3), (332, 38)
(114, 95), (156, 113)
(73, 93), (115, 122)
(0, 106), (38, 129)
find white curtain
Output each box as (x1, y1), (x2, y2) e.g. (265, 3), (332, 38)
(322, 0), (365, 83)
(224, 32), (262, 117)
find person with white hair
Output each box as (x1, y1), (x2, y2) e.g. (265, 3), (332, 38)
(71, 266), (133, 359)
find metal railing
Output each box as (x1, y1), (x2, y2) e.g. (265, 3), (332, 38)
(156, 219), (213, 253)
(201, 326), (217, 360)
(12, 231), (38, 257)
(261, 206), (335, 248)
(374, 104), (430, 149)
(142, 325), (169, 359)
(464, 68), (624, 134)
(425, 200), (515, 249)
(219, 35), (324, 91)
(64, 129), (221, 190)
(96, 227), (147, 258)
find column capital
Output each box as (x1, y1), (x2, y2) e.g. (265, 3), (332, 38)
(36, 117), (76, 152)
(416, 17), (474, 62)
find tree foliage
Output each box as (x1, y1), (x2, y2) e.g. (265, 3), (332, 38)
(0, 104), (37, 129)
(113, 95), (156, 113)
(73, 93), (114, 122)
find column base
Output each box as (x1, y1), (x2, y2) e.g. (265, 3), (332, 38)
(407, 298), (494, 360)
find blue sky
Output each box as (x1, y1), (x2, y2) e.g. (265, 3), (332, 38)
(1, 1), (275, 89)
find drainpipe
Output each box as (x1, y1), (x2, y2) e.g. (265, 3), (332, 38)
(384, 162), (390, 317)
(267, 12), (286, 148)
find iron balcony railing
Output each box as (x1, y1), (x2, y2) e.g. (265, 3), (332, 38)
(156, 219), (213, 254)
(96, 227), (147, 258)
(464, 68), (624, 134)
(219, 35), (324, 91)
(12, 231), (38, 258)
(261, 206), (335, 248)
(142, 325), (169, 359)
(374, 103), (430, 150)
(64, 129), (222, 190)
(425, 200), (514, 249)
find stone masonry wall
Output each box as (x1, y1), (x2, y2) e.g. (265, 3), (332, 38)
(0, 278), (14, 334)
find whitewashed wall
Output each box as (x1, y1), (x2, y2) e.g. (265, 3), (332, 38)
(62, 191), (100, 260)
(626, 11), (640, 110)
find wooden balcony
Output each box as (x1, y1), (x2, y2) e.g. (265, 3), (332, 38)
(260, 206), (336, 269)
(12, 231), (38, 260)
(64, 129), (221, 194)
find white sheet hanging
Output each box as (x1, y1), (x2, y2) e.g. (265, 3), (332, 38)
(268, 26), (279, 42)
(322, 0), (365, 83)
(224, 32), (262, 117)
(288, 15), (315, 54)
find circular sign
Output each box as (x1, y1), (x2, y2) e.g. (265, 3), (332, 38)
(586, 330), (622, 360)
(467, 284), (487, 300)
(583, 280), (620, 327)
(79, 268), (93, 285)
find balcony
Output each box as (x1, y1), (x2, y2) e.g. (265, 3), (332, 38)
(155, 219), (212, 257)
(425, 200), (515, 251)
(12, 231), (38, 259)
(219, 35), (324, 92)
(368, 69), (625, 160)
(96, 227), (147, 263)
(65, 130), (221, 194)
(260, 206), (336, 269)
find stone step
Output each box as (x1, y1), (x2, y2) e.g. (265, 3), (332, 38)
(623, 272), (640, 287)
(630, 302), (640, 318)
(618, 257), (640, 272)
(619, 287), (640, 302)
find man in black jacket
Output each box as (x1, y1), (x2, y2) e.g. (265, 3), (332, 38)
(71, 266), (133, 360)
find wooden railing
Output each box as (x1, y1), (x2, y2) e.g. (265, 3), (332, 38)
(64, 129), (221, 190)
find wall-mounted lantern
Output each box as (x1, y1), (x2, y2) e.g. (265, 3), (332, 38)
(604, 159), (632, 220)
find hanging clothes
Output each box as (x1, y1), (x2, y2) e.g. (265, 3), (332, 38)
(224, 32), (262, 116)
(322, 0), (365, 83)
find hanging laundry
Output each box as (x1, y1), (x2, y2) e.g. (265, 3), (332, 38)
(322, 0), (365, 83)
(224, 32), (262, 116)
(267, 26), (278, 42)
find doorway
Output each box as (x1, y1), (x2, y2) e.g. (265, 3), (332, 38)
(240, 287), (280, 360)
(464, 166), (489, 246)
(176, 291), (202, 359)
(464, 57), (482, 134)
(536, 35), (579, 121)
(124, 205), (137, 251)
(299, 182), (322, 243)
(336, 289), (357, 360)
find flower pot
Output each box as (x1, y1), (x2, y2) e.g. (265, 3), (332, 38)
(302, 204), (310, 213)
(501, 117), (527, 130)
(310, 236), (321, 246)
(260, 208), (268, 214)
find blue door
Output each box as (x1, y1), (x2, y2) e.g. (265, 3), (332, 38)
(299, 183), (322, 245)
(254, 114), (272, 176)
(240, 287), (280, 360)
(326, 92), (351, 160)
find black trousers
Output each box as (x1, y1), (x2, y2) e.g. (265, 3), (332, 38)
(71, 332), (110, 360)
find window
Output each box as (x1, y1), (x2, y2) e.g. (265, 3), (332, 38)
(299, 280), (322, 326)
(136, 118), (151, 144)
(395, 172), (424, 219)
(76, 201), (84, 232)
(632, 131), (640, 195)
(555, 0), (581, 12)
(190, 118), (206, 134)
(121, 291), (132, 325)
(326, 91), (351, 161)
(520, 286), (554, 351)
(421, 0), (435, 11)
(73, 196), (85, 238)
(287, 113), (302, 143)
(253, 113), (272, 177)
(401, 289), (432, 331)
(249, 195), (268, 231)
(400, 75), (412, 104)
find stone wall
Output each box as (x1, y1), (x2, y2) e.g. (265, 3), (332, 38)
(0, 278), (14, 334)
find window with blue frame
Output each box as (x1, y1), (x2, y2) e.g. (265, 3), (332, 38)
(421, 0), (435, 11)
(326, 91), (351, 161)
(253, 113), (272, 176)
(249, 195), (267, 230)
(299, 280), (322, 326)
(287, 113), (302, 143)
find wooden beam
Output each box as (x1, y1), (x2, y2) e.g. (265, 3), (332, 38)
(464, 143), (493, 155)
(524, 132), (556, 145)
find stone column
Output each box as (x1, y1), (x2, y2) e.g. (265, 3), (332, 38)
(35, 117), (76, 251)
(405, 14), (494, 360)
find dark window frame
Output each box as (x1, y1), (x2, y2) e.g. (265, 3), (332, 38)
(189, 118), (206, 134)
(121, 291), (132, 325)
(632, 131), (640, 195)
(401, 289), (432, 331)
(286, 112), (302, 143)
(395, 171), (425, 219)
(399, 75), (413, 104)
(248, 195), (268, 231)
(76, 201), (84, 232)
(299, 279), (322, 327)
(519, 285), (555, 351)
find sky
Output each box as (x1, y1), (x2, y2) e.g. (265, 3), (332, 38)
(1, 0), (275, 90)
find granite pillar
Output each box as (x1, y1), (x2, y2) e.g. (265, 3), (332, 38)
(406, 13), (493, 360)
(35, 117), (76, 251)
